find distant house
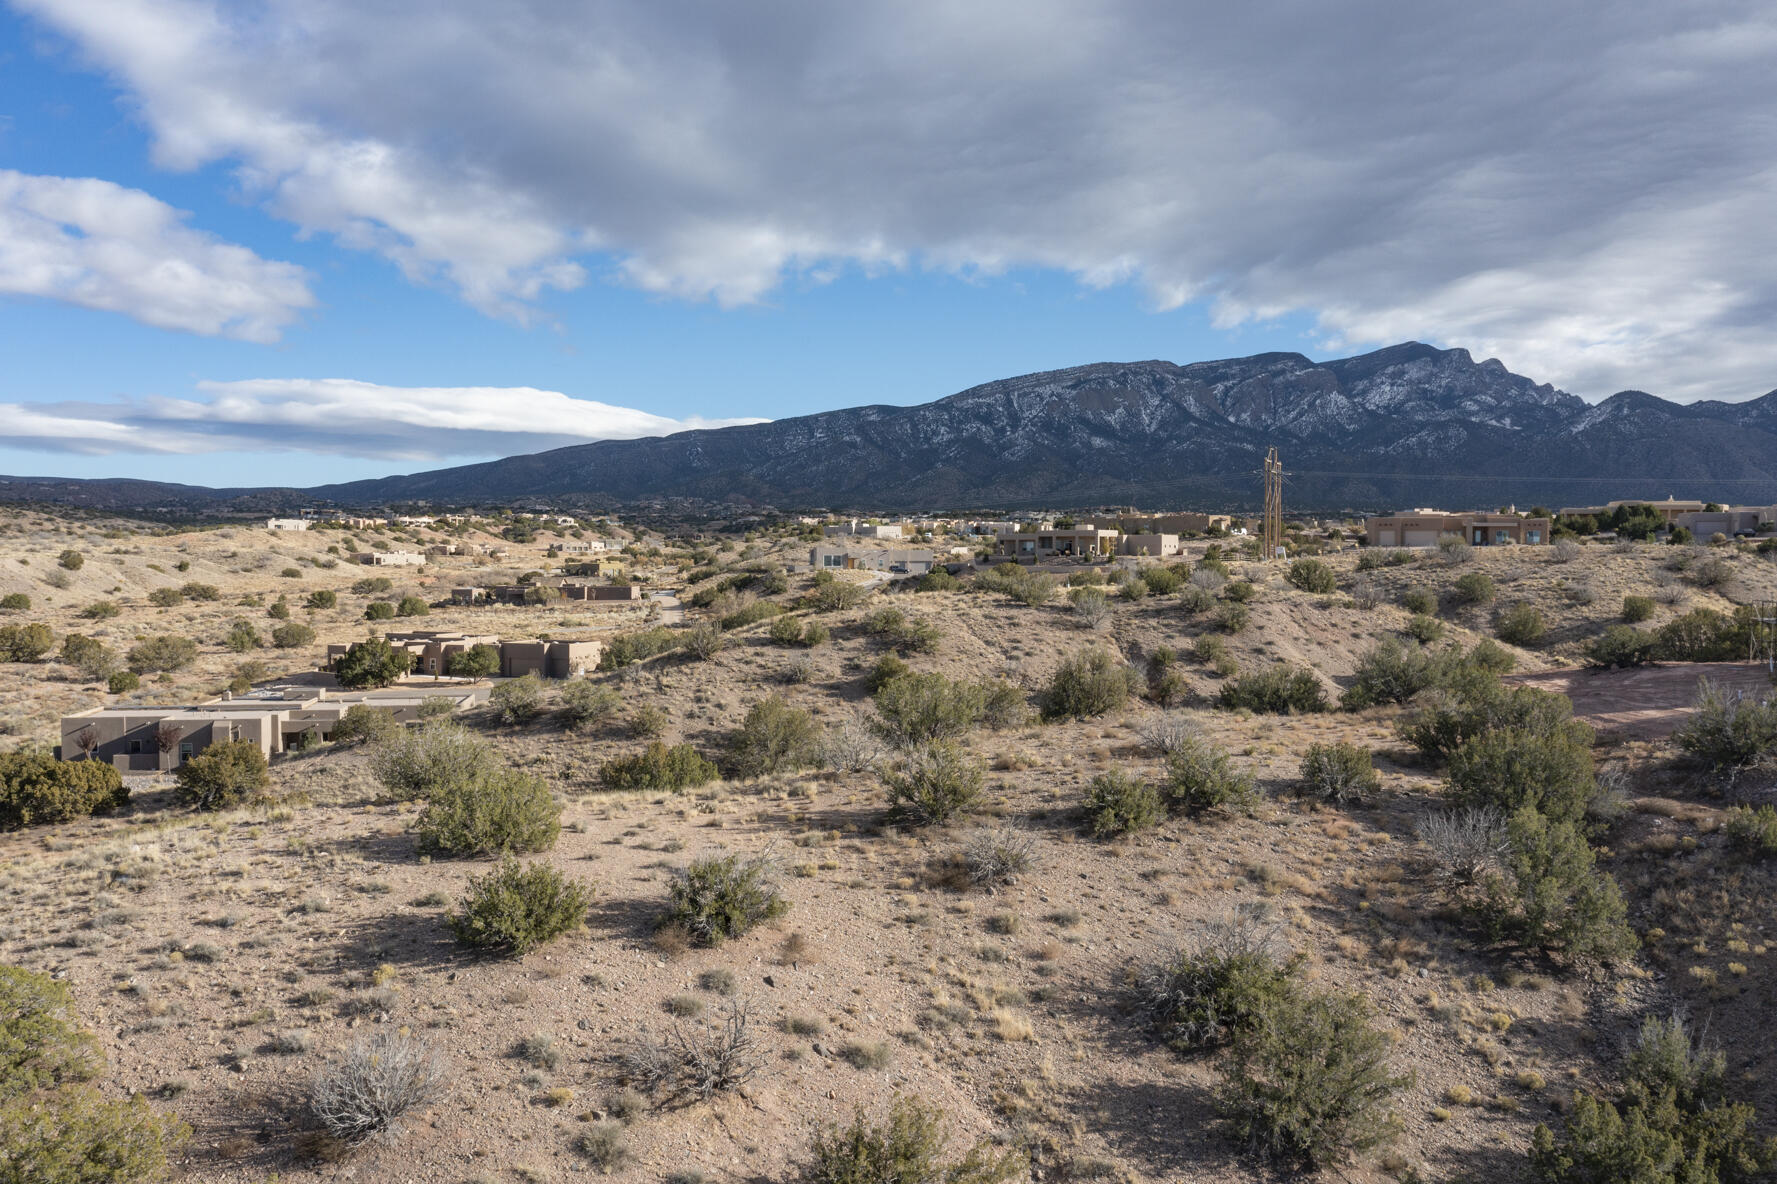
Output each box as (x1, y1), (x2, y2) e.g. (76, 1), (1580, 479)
(59, 685), (477, 769)
(1558, 497), (1704, 525)
(1364, 510), (1549, 547)
(823, 520), (904, 540)
(992, 528), (1120, 561)
(549, 539), (610, 554)
(266, 518), (311, 531)
(1113, 513), (1231, 535)
(324, 631), (602, 679)
(809, 545), (936, 574)
(1117, 533), (1182, 557)
(1674, 504), (1777, 537)
(354, 550), (426, 566)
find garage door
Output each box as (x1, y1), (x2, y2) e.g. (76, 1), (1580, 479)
(1372, 529), (1397, 546)
(1402, 529), (1440, 547)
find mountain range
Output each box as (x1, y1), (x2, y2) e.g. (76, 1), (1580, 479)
(7, 342), (1777, 514)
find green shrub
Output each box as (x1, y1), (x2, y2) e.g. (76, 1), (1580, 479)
(768, 614), (805, 646)
(1530, 1016), (1776, 1184)
(663, 852), (787, 946)
(1399, 672), (1588, 763)
(1218, 665), (1326, 714)
(1622, 595), (1655, 623)
(364, 600), (397, 621)
(1473, 807), (1636, 961)
(1142, 566), (1184, 595)
(490, 674), (546, 724)
(1287, 559), (1336, 594)
(394, 595), (429, 617)
(1138, 916), (1300, 1053)
(599, 742), (718, 792)
(417, 766), (560, 856)
(1673, 681), (1777, 769)
(0, 966), (187, 1180)
(146, 587), (183, 608)
(597, 626), (682, 669)
(1178, 584), (1216, 614)
(79, 600), (118, 620)
(797, 1094), (1022, 1184)
(333, 637), (413, 688)
(721, 600), (784, 630)
(916, 569), (962, 592)
(1581, 624), (1654, 669)
(445, 643), (500, 678)
(864, 654), (911, 694)
(977, 564), (1058, 606)
(1724, 804), (1777, 857)
(123, 634), (195, 675)
(801, 622), (830, 647)
(1341, 640), (1435, 709)
(874, 672), (986, 743)
(628, 704), (669, 739)
(1216, 602), (1251, 634)
(0, 752), (128, 831)
(1400, 587), (1437, 615)
(179, 582), (220, 601)
(0, 622), (54, 663)
(306, 590), (338, 610)
(1405, 614), (1444, 643)
(448, 857), (593, 954)
(0, 593), (29, 611)
(1452, 572), (1496, 605)
(1298, 743), (1380, 803)
(268, 622), (314, 649)
(978, 680), (1030, 730)
(224, 619), (263, 652)
(1448, 729), (1595, 824)
(1084, 770), (1164, 838)
(882, 741), (984, 825)
(1217, 989), (1409, 1170)
(1224, 580), (1257, 604)
(57, 549), (83, 571)
(1162, 736), (1257, 815)
(558, 680), (621, 729)
(1494, 603), (1546, 646)
(728, 696), (822, 778)
(683, 621), (726, 660)
(809, 579), (870, 612)
(172, 739), (270, 811)
(1656, 607), (1754, 663)
(368, 722), (496, 801)
(106, 670), (140, 695)
(59, 634), (119, 681)
(331, 704), (400, 747)
(1041, 649), (1138, 720)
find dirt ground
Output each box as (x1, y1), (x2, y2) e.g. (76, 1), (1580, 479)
(1508, 661), (1776, 738)
(3, 520), (1776, 1182)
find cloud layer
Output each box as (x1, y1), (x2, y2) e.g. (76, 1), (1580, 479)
(16, 0), (1777, 399)
(0, 168), (313, 340)
(1, 379), (764, 458)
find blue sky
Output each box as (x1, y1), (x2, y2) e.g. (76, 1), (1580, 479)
(3, 2), (1774, 488)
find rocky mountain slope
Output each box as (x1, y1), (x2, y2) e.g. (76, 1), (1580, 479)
(8, 342), (1777, 511)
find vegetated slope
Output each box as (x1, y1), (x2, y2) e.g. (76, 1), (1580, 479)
(9, 342), (1777, 512)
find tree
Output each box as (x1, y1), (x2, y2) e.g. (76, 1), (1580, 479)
(126, 634), (197, 674)
(727, 696), (822, 778)
(0, 622), (54, 662)
(396, 595), (430, 617)
(271, 622), (316, 649)
(1, 752), (128, 830)
(173, 739), (271, 811)
(334, 637), (414, 689)
(224, 619), (264, 652)
(59, 634), (119, 681)
(445, 643), (501, 678)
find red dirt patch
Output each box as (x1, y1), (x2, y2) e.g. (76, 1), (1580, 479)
(1506, 661), (1774, 737)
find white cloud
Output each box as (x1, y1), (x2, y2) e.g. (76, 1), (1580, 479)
(4, 380), (766, 458)
(0, 168), (313, 341)
(16, 0), (1777, 398)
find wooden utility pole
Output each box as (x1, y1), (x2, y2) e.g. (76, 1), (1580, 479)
(1262, 447), (1283, 560)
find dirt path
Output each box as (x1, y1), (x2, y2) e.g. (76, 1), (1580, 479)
(1506, 660), (1774, 737)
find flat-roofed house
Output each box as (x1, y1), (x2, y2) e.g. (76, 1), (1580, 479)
(992, 527), (1120, 561)
(1365, 510), (1550, 548)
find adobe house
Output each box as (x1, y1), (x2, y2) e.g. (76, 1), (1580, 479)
(809, 545), (936, 574)
(992, 527), (1120, 562)
(353, 550), (426, 567)
(1558, 496), (1706, 525)
(59, 685), (478, 769)
(1113, 512), (1232, 535)
(323, 631), (602, 679)
(1117, 533), (1182, 557)
(1364, 510), (1550, 547)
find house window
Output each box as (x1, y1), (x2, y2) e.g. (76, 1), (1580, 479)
(1472, 529), (1485, 544)
(178, 742), (194, 763)
(1495, 530), (1511, 544)
(1526, 530), (1542, 544)
(128, 740), (142, 755)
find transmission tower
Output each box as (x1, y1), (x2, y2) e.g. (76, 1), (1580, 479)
(1262, 447), (1283, 560)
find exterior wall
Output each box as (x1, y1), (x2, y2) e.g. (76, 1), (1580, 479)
(550, 540), (609, 553)
(1114, 513), (1231, 535)
(266, 518), (311, 531)
(1559, 499), (1705, 525)
(1366, 513), (1550, 547)
(808, 546), (934, 573)
(62, 708), (284, 769)
(358, 551), (426, 567)
(992, 529), (1120, 560)
(1118, 533), (1181, 557)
